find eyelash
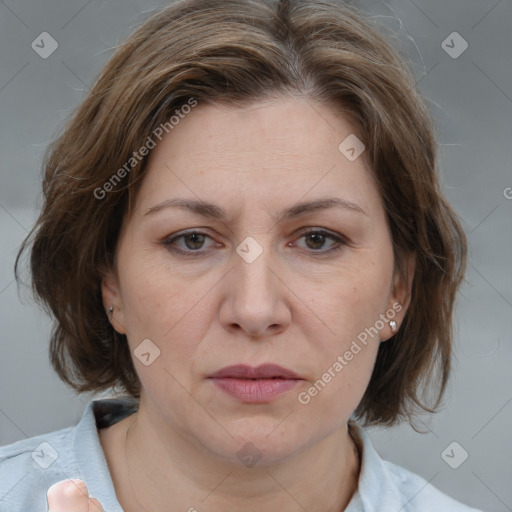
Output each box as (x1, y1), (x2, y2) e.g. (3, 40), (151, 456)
(161, 229), (347, 257)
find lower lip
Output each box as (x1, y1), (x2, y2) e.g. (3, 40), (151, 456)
(209, 377), (300, 403)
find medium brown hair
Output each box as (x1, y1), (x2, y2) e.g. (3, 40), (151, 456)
(16, 0), (467, 427)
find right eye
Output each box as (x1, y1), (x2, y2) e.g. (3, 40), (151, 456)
(161, 230), (220, 257)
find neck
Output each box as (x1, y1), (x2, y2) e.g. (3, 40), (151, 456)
(115, 400), (360, 512)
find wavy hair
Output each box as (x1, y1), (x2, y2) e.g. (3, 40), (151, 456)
(16, 0), (467, 427)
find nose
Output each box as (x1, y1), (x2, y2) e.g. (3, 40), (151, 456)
(218, 244), (291, 338)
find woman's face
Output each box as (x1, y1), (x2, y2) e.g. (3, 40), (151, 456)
(103, 96), (411, 464)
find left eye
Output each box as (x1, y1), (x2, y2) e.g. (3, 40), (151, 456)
(292, 229), (345, 252)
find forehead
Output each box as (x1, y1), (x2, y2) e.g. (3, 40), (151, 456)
(134, 96), (380, 219)
(160, 96), (357, 161)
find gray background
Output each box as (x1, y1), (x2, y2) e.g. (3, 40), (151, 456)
(0, 0), (511, 510)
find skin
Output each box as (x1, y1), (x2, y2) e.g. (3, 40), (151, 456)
(47, 479), (103, 511)
(94, 96), (414, 512)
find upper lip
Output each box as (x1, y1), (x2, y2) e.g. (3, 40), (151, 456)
(208, 364), (301, 380)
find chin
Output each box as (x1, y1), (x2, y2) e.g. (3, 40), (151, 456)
(200, 418), (317, 467)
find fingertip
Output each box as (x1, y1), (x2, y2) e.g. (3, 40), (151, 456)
(47, 478), (89, 511)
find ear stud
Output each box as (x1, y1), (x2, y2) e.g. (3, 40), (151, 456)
(389, 320), (397, 333)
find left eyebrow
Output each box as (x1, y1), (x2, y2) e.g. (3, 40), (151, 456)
(144, 197), (368, 221)
(274, 197), (368, 221)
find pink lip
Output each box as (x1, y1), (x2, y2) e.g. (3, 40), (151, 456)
(208, 364), (301, 379)
(208, 364), (302, 403)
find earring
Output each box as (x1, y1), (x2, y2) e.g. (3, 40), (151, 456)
(107, 305), (113, 316)
(389, 320), (397, 333)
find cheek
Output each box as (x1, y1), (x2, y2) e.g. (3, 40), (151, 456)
(297, 282), (383, 421)
(117, 241), (196, 335)
(117, 246), (218, 381)
(296, 250), (392, 404)
(306, 253), (392, 339)
(116, 256), (208, 417)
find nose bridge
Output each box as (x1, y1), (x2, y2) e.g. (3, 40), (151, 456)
(234, 236), (276, 310)
(220, 234), (289, 336)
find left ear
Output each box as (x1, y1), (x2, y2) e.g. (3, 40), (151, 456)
(381, 252), (416, 341)
(100, 268), (127, 335)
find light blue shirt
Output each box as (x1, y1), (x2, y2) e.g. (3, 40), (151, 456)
(0, 397), (483, 511)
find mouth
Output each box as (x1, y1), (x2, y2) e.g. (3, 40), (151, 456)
(208, 363), (301, 380)
(207, 364), (302, 403)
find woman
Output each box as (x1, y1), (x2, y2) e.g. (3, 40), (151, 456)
(0, 0), (482, 510)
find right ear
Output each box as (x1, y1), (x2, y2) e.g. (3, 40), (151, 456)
(101, 270), (127, 335)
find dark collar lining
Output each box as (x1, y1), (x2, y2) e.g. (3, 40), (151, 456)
(92, 396), (139, 429)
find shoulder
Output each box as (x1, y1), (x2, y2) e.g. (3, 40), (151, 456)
(0, 425), (79, 511)
(382, 458), (483, 511)
(347, 421), (483, 512)
(0, 397), (136, 512)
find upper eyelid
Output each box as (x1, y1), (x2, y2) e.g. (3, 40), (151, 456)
(164, 228), (345, 250)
